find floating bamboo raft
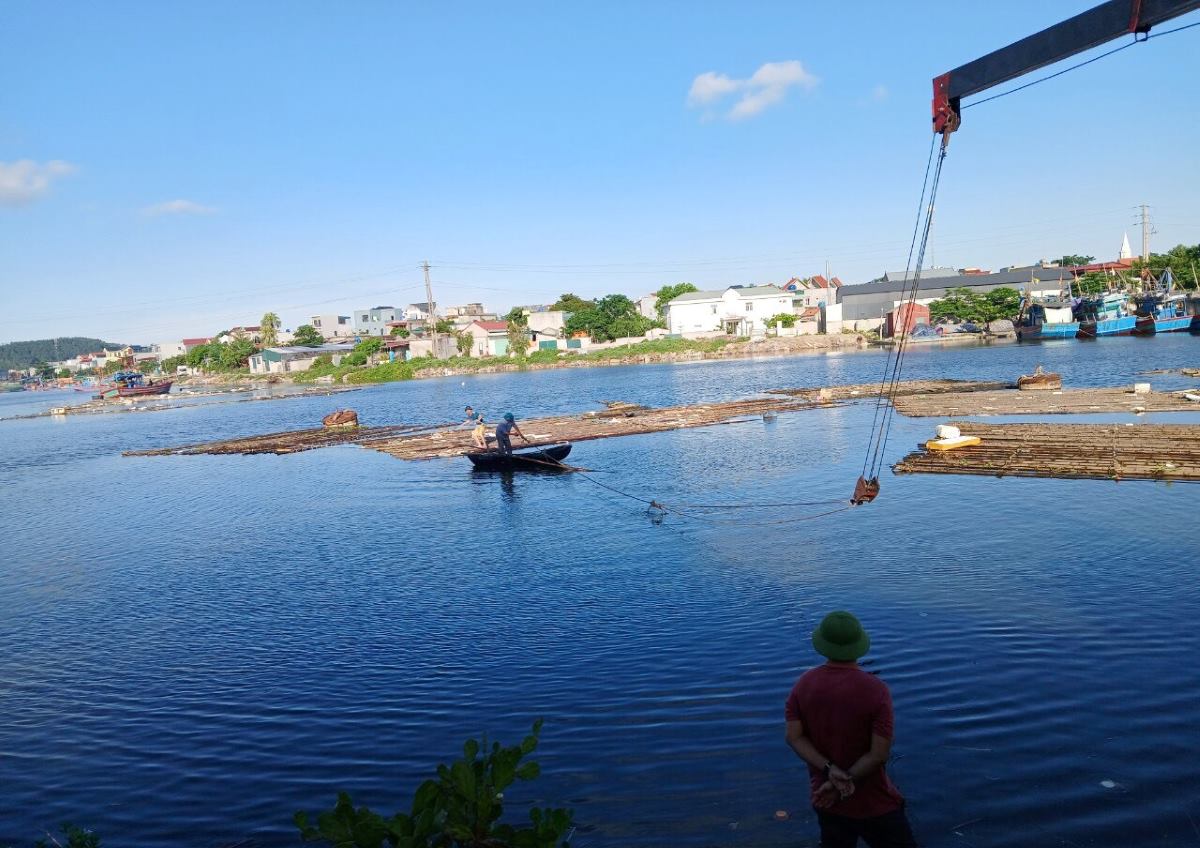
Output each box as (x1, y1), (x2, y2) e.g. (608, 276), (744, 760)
(124, 423), (438, 456)
(125, 396), (836, 459)
(894, 422), (1200, 482)
(769, 379), (1009, 401)
(367, 397), (825, 460)
(891, 387), (1200, 417)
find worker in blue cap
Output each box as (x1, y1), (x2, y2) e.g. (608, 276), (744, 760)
(494, 412), (529, 456)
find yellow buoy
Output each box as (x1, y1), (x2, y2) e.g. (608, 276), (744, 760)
(925, 435), (981, 451)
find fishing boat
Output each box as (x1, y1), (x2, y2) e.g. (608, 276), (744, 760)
(1075, 292), (1135, 338)
(93, 371), (172, 399)
(1134, 271), (1191, 334)
(466, 443), (572, 471)
(1016, 297), (1078, 341)
(1134, 294), (1191, 334)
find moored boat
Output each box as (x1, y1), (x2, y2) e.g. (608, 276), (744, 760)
(1134, 271), (1191, 334)
(1016, 297), (1078, 341)
(467, 443), (572, 471)
(1075, 292), (1135, 338)
(94, 371), (172, 399)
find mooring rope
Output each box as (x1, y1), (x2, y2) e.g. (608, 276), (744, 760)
(855, 135), (949, 503)
(533, 450), (851, 525)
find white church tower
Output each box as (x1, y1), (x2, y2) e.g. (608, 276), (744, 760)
(1119, 232), (1133, 260)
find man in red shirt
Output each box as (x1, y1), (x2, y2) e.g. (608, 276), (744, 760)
(784, 611), (916, 847)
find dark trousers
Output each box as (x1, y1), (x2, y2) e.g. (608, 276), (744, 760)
(815, 806), (917, 848)
(496, 433), (512, 455)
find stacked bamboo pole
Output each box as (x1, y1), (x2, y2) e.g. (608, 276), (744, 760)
(891, 388), (1200, 417)
(769, 379), (1008, 402)
(124, 423), (436, 457)
(894, 422), (1200, 482)
(366, 397), (828, 461)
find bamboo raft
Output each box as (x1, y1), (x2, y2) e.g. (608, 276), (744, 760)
(124, 423), (439, 456)
(125, 396), (837, 460)
(894, 422), (1200, 482)
(891, 387), (1200, 417)
(769, 379), (1009, 402)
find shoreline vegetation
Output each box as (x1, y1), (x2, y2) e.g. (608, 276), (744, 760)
(288, 333), (870, 387)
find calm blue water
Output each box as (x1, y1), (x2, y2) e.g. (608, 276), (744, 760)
(3, 336), (1200, 847)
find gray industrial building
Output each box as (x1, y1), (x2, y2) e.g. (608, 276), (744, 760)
(838, 265), (1074, 323)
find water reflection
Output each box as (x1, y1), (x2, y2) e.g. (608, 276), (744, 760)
(3, 337), (1200, 847)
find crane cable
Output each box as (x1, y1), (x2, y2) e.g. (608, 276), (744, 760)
(853, 133), (950, 505)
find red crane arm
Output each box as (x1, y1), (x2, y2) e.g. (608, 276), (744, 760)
(933, 0), (1200, 134)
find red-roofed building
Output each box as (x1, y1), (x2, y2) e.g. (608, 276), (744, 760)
(468, 320), (515, 357)
(182, 337), (212, 351)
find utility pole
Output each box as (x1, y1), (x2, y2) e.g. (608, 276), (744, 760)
(423, 260), (438, 352)
(1139, 204), (1151, 265)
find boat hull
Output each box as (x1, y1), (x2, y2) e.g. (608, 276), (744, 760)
(1016, 322), (1078, 341)
(467, 443), (572, 471)
(116, 381), (173, 397)
(1134, 315), (1192, 335)
(1076, 316), (1135, 338)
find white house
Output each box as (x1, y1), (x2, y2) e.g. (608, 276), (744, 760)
(405, 302), (435, 321)
(526, 310), (567, 337)
(665, 286), (794, 336)
(310, 314), (353, 339)
(636, 294), (658, 320)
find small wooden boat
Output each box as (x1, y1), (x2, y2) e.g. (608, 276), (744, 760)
(1017, 365), (1062, 391)
(466, 443), (572, 471)
(322, 409), (359, 427)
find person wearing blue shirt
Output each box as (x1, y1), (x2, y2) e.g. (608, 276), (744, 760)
(495, 412), (529, 456)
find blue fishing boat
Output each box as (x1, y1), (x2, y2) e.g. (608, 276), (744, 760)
(1075, 292), (1135, 338)
(1133, 271), (1191, 335)
(1016, 297), (1078, 341)
(1134, 295), (1191, 334)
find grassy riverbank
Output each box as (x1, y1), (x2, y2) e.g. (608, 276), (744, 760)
(289, 334), (868, 385)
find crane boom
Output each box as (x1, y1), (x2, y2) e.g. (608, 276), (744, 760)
(933, 0), (1200, 134)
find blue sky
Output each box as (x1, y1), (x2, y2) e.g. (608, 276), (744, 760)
(2, 1), (1198, 344)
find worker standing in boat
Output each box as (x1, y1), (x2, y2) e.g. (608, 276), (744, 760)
(784, 611), (916, 848)
(495, 412), (529, 456)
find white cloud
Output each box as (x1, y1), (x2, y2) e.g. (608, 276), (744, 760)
(0, 159), (77, 206)
(687, 60), (818, 121)
(871, 84), (889, 102)
(687, 71), (741, 106)
(143, 199), (217, 216)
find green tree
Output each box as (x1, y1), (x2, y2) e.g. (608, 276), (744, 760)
(506, 320), (530, 357)
(456, 331), (472, 356)
(160, 355), (186, 373)
(344, 336), (384, 366)
(983, 287), (1021, 320)
(1073, 272), (1112, 295)
(549, 293), (594, 313)
(391, 326), (410, 337)
(296, 721), (572, 848)
(504, 307), (528, 326)
(654, 282), (698, 317)
(928, 286), (1022, 323)
(261, 312), (281, 346)
(1131, 243), (1200, 289)
(564, 294), (653, 342)
(56, 367), (73, 378)
(1059, 255), (1095, 267)
(293, 324), (325, 347)
(434, 318), (456, 335)
(766, 312), (796, 328)
(185, 344), (211, 368)
(219, 337), (256, 369)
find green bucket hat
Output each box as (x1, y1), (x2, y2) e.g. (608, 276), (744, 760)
(812, 611), (871, 661)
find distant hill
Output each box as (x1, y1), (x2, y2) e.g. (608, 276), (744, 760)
(0, 337), (128, 371)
